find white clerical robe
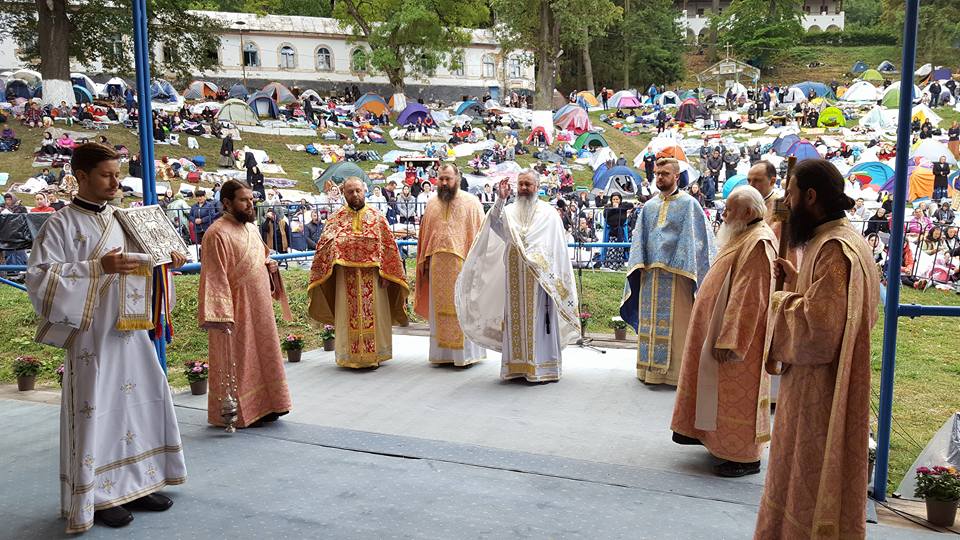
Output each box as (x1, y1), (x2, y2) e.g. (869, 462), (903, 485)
(456, 198), (579, 382)
(26, 204), (186, 534)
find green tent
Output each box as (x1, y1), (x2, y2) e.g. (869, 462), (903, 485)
(817, 106), (847, 127)
(861, 69), (884, 82)
(573, 132), (608, 151)
(314, 162), (371, 191)
(881, 90), (901, 108)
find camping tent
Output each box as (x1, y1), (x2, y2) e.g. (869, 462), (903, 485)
(315, 162), (371, 191)
(791, 81), (835, 100)
(261, 82), (296, 105)
(841, 81), (880, 102)
(396, 103), (432, 125)
(781, 87), (807, 104)
(150, 79), (179, 103)
(183, 80), (219, 101)
(11, 69), (41, 88)
(455, 100), (484, 117)
(772, 134), (801, 156)
(911, 104), (943, 127)
(911, 139), (957, 166)
(907, 158), (936, 200)
(877, 60), (896, 73)
(73, 85), (94, 104)
(215, 98), (259, 126)
(4, 79), (32, 100)
(529, 110), (555, 145)
(247, 92), (280, 118)
(591, 147), (618, 170)
(228, 83), (249, 99)
(915, 63), (933, 78)
(848, 162), (895, 192)
(817, 106), (846, 127)
(593, 165), (640, 198)
(553, 103), (581, 122)
(655, 91), (680, 107)
(851, 60), (869, 75)
(861, 69), (884, 82)
(387, 94), (407, 111)
(725, 82), (748, 99)
(576, 91), (599, 107)
(555, 106), (591, 134)
(573, 132), (608, 151)
(675, 98), (709, 123)
(784, 139), (820, 161)
(70, 73), (97, 96)
(881, 82), (921, 107)
(103, 77), (129, 98)
(354, 93), (388, 116)
(860, 106), (893, 130)
(609, 91), (641, 108)
(300, 89), (322, 103)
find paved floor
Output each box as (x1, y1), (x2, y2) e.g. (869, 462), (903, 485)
(0, 336), (940, 539)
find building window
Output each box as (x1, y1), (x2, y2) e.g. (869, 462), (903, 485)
(316, 46), (332, 71)
(279, 44), (296, 70)
(206, 45), (220, 64)
(508, 57), (522, 79)
(450, 51), (464, 76)
(696, 8), (704, 15)
(351, 48), (368, 72)
(803, 4), (811, 13)
(109, 35), (124, 58)
(243, 42), (260, 67)
(482, 55), (495, 78)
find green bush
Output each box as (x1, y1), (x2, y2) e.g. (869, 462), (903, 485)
(801, 28), (898, 47)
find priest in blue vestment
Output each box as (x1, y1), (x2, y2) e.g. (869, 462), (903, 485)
(620, 158), (715, 386)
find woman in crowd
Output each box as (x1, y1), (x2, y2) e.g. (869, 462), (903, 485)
(55, 132), (76, 155)
(864, 207), (890, 236)
(905, 207), (933, 238)
(921, 227), (945, 257)
(30, 193), (55, 213)
(218, 135), (235, 167)
(368, 186), (388, 213)
(38, 131), (58, 156)
(688, 182), (706, 208)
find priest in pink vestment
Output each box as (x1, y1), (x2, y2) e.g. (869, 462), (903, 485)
(755, 160), (880, 540)
(198, 180), (292, 428)
(670, 186), (776, 478)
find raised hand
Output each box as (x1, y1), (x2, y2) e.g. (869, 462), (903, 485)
(101, 247), (143, 275)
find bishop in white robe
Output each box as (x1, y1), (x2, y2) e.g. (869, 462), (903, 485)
(456, 174), (579, 382)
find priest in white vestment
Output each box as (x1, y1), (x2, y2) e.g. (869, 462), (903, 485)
(26, 143), (187, 533)
(455, 171), (579, 382)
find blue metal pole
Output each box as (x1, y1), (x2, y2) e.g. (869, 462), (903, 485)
(873, 0), (920, 502)
(131, 0), (166, 371)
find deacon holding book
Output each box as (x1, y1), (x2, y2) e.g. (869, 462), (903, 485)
(198, 179), (292, 428)
(414, 164), (486, 366)
(307, 177), (409, 368)
(26, 143), (188, 532)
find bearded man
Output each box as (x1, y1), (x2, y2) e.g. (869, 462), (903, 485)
(307, 177), (409, 369)
(620, 158), (715, 386)
(414, 164), (486, 366)
(198, 180), (292, 428)
(754, 159), (880, 540)
(670, 186), (777, 477)
(456, 171), (579, 382)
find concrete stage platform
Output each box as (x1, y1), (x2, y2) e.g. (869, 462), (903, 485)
(0, 335), (939, 539)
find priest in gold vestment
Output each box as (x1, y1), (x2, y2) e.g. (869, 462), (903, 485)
(198, 180), (292, 428)
(670, 186), (776, 478)
(755, 160), (879, 540)
(414, 164), (486, 366)
(308, 177), (409, 368)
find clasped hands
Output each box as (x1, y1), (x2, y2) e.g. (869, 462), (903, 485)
(101, 247), (188, 274)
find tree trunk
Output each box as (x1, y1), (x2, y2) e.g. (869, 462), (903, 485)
(708, 0), (720, 61)
(533, 0), (557, 110)
(582, 34), (595, 93)
(386, 67), (406, 96)
(37, 0), (75, 106)
(622, 0), (630, 89)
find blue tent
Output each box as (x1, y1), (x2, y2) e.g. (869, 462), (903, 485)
(791, 81), (835, 99)
(772, 134), (800, 156)
(247, 92), (280, 119)
(851, 60), (869, 74)
(576, 96), (590, 110)
(877, 60), (896, 73)
(73, 85), (94, 104)
(150, 79), (179, 102)
(784, 139), (820, 162)
(228, 83), (248, 99)
(722, 174), (748, 198)
(455, 100), (483, 116)
(32, 85), (43, 98)
(847, 161), (895, 191)
(396, 103), (432, 126)
(592, 162), (609, 187)
(593, 165), (641, 196)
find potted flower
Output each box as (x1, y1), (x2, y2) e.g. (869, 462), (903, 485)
(610, 317), (629, 341)
(282, 334), (305, 362)
(579, 309), (592, 335)
(56, 363), (65, 387)
(13, 355), (42, 391)
(914, 465), (960, 527)
(320, 326), (335, 352)
(183, 360), (209, 395)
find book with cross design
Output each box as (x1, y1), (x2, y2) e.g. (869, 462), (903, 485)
(114, 205), (191, 267)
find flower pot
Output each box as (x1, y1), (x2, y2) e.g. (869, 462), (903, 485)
(287, 348), (302, 363)
(323, 338), (335, 352)
(17, 375), (36, 391)
(614, 328), (627, 341)
(580, 323), (588, 335)
(190, 379), (208, 396)
(925, 498), (958, 528)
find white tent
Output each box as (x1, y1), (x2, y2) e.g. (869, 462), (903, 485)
(725, 82), (748, 99)
(655, 91), (680, 107)
(70, 73), (97, 95)
(300, 89), (322, 103)
(881, 81), (922, 103)
(911, 139), (957, 166)
(914, 63), (933, 77)
(921, 81), (956, 106)
(860, 106), (892, 130)
(911, 104), (943, 127)
(590, 146), (617, 170)
(841, 81), (880, 103)
(11, 68), (41, 87)
(530, 110), (555, 145)
(103, 77), (129, 96)
(781, 87), (807, 104)
(216, 98), (259, 126)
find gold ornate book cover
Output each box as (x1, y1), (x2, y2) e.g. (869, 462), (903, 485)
(115, 205), (191, 266)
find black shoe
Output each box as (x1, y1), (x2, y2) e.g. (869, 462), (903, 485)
(124, 493), (173, 512)
(262, 411), (288, 422)
(672, 432), (704, 446)
(95, 506), (134, 527)
(714, 460), (761, 478)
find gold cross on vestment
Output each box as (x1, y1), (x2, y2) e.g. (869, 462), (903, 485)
(100, 479), (115, 494)
(127, 287), (145, 304)
(63, 269), (81, 285)
(79, 401), (95, 419)
(121, 431), (136, 445)
(77, 349), (95, 366)
(73, 229), (87, 246)
(120, 381), (136, 395)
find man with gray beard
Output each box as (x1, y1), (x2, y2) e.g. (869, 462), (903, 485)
(670, 186), (777, 477)
(455, 171), (580, 382)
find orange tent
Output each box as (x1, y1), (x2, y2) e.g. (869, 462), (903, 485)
(357, 100), (388, 116)
(656, 145), (688, 161)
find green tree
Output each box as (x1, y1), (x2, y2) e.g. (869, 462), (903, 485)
(714, 0), (803, 69)
(332, 0), (489, 96)
(493, 0), (621, 109)
(0, 0), (222, 105)
(881, 0), (960, 65)
(845, 0), (883, 29)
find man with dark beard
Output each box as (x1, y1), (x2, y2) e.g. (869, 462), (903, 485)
(754, 159), (880, 540)
(198, 179), (293, 428)
(307, 177), (409, 369)
(414, 164), (486, 366)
